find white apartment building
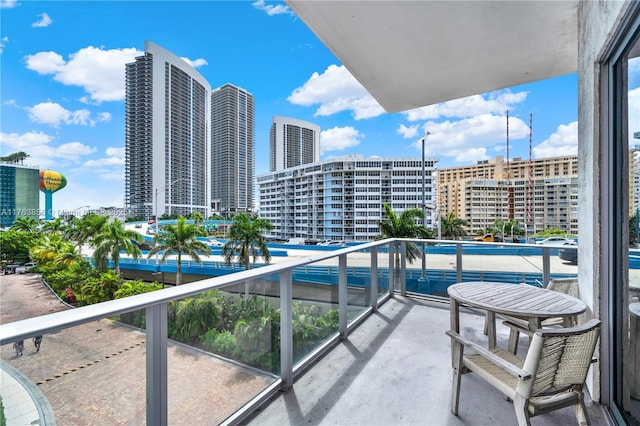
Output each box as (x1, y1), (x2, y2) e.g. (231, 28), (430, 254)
(258, 155), (438, 242)
(125, 41), (210, 220)
(125, 42), (255, 220)
(269, 116), (320, 172)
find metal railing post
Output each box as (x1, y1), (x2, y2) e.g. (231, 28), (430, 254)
(542, 247), (551, 287)
(370, 246), (378, 311)
(339, 254), (347, 339)
(400, 241), (407, 296)
(388, 242), (396, 295)
(280, 270), (293, 390)
(456, 244), (463, 283)
(146, 303), (168, 426)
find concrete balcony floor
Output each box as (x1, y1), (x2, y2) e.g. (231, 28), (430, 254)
(244, 296), (610, 426)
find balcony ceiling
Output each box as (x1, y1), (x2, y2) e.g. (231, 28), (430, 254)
(286, 1), (578, 113)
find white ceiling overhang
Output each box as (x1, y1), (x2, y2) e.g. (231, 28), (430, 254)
(286, 1), (578, 113)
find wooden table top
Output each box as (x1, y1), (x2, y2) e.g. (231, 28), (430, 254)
(447, 281), (587, 318)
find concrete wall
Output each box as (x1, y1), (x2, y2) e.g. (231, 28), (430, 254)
(577, 0), (630, 402)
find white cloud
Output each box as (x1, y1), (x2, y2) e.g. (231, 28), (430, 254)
(0, 131), (53, 150)
(32, 12), (52, 28)
(288, 64), (385, 120)
(252, 0), (292, 16)
(83, 156), (123, 167)
(533, 121), (578, 158)
(83, 146), (124, 167)
(105, 147), (124, 157)
(25, 51), (65, 74)
(320, 126), (363, 154)
(181, 57), (207, 69)
(96, 112), (112, 124)
(25, 46), (142, 103)
(0, 36), (8, 54)
(453, 147), (489, 163)
(0, 131), (97, 168)
(397, 123), (419, 138)
(410, 114), (530, 164)
(27, 101), (91, 127)
(0, 0), (18, 9)
(55, 142), (96, 160)
(403, 90), (528, 121)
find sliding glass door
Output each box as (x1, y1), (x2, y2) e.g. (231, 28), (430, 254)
(605, 4), (640, 423)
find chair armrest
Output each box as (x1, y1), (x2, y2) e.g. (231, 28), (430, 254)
(445, 330), (532, 380)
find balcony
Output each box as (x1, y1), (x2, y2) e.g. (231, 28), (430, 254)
(0, 240), (614, 425)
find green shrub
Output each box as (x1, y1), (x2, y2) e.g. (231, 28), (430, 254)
(0, 395), (6, 426)
(211, 330), (237, 357)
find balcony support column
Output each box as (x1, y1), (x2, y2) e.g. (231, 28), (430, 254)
(280, 270), (293, 390)
(146, 303), (168, 426)
(339, 254), (348, 339)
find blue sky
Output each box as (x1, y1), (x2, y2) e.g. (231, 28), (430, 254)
(0, 0), (587, 213)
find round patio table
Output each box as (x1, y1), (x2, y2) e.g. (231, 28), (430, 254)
(448, 281), (587, 349)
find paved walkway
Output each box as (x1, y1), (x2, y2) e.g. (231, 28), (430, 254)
(0, 273), (273, 425)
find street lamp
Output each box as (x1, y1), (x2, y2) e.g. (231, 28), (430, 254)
(154, 177), (187, 223)
(421, 131), (431, 280)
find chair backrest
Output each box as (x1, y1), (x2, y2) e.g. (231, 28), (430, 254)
(517, 319), (600, 398)
(547, 278), (579, 299)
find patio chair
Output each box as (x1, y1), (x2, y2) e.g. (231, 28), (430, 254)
(504, 278), (580, 353)
(446, 318), (600, 426)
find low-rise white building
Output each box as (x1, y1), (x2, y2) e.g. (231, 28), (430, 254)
(257, 155), (438, 242)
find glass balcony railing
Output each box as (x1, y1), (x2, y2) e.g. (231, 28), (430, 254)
(0, 238), (584, 425)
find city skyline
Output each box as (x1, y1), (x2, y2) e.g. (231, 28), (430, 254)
(0, 1), (584, 213)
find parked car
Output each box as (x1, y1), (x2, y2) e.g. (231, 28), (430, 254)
(3, 264), (21, 274)
(536, 237), (575, 246)
(558, 242), (578, 265)
(472, 233), (502, 243)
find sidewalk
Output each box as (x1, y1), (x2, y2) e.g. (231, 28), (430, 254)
(0, 273), (273, 425)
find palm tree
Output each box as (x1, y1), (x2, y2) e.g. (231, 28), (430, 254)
(11, 216), (39, 233)
(222, 213), (273, 270)
(147, 216), (210, 285)
(41, 217), (67, 234)
(440, 212), (467, 240)
(91, 220), (143, 274)
(30, 234), (73, 264)
(65, 213), (108, 255)
(190, 211), (204, 226)
(377, 202), (432, 266)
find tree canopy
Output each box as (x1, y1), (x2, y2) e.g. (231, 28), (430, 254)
(147, 216), (210, 285)
(222, 213), (273, 270)
(377, 202), (432, 264)
(1, 151), (30, 164)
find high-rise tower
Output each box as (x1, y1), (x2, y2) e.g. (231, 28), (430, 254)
(269, 116), (320, 172)
(210, 83), (255, 215)
(125, 41), (210, 220)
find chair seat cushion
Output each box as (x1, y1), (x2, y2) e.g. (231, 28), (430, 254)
(463, 348), (523, 399)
